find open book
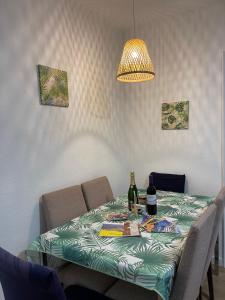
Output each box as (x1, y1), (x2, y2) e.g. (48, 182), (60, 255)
(99, 221), (140, 237)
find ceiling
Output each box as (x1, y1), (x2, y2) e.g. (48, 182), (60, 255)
(76, 0), (217, 30)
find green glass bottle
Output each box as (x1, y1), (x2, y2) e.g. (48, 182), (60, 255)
(131, 171), (138, 202)
(128, 171), (138, 211)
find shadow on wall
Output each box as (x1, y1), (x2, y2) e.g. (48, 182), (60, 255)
(0, 0), (125, 158)
(121, 3), (225, 194)
(0, 0), (128, 183)
(0, 0), (127, 255)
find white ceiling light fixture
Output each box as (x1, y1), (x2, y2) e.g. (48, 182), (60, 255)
(117, 0), (155, 82)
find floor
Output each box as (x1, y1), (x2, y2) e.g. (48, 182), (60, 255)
(202, 267), (225, 299)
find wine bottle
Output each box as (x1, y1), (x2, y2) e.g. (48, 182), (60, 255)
(128, 171), (138, 211)
(146, 175), (157, 215)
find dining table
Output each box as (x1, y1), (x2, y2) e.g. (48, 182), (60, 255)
(27, 190), (213, 300)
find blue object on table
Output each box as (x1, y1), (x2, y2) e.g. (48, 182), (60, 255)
(150, 172), (185, 193)
(0, 247), (111, 300)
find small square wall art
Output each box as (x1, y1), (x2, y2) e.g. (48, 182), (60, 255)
(38, 65), (69, 107)
(161, 100), (189, 130)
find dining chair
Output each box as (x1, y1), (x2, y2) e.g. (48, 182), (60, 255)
(150, 172), (185, 193)
(41, 185), (88, 232)
(170, 203), (217, 300)
(40, 184), (117, 293)
(0, 246), (111, 300)
(40, 185), (88, 269)
(81, 176), (114, 210)
(201, 187), (225, 300)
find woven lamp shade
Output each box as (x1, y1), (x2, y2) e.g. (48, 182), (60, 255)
(117, 39), (155, 82)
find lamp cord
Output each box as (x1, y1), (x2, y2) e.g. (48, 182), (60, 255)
(133, 0), (136, 37)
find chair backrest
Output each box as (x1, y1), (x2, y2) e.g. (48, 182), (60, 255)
(81, 176), (114, 210)
(170, 204), (217, 300)
(150, 172), (185, 193)
(201, 187), (225, 283)
(0, 247), (66, 300)
(41, 185), (87, 232)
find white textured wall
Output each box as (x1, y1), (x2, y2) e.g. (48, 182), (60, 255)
(0, 0), (127, 258)
(122, 2), (225, 196)
(1, 2), (225, 298)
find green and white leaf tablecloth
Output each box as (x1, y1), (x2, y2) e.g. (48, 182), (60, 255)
(27, 191), (213, 300)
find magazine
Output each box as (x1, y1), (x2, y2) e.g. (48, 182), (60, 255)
(140, 216), (180, 233)
(99, 221), (141, 237)
(106, 212), (129, 222)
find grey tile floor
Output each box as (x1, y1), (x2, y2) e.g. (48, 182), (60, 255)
(202, 267), (225, 300)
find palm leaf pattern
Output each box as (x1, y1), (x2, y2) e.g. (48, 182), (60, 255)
(28, 191), (213, 300)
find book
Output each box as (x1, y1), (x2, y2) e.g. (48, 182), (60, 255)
(140, 216), (181, 233)
(99, 221), (141, 237)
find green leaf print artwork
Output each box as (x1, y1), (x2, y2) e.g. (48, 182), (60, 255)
(38, 65), (69, 107)
(162, 101), (189, 130)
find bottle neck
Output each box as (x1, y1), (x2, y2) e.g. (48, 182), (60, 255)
(149, 175), (154, 186)
(130, 172), (136, 186)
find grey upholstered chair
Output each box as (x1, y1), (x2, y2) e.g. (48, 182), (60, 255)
(170, 204), (217, 300)
(41, 185), (87, 232)
(40, 185), (117, 293)
(201, 187), (225, 299)
(81, 176), (114, 210)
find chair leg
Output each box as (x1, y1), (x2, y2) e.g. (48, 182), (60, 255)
(42, 253), (48, 266)
(198, 286), (202, 300)
(207, 263), (214, 300)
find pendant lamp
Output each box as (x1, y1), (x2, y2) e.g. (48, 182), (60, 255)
(117, 0), (155, 82)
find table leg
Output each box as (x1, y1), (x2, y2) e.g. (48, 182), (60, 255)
(214, 236), (219, 275)
(207, 263), (214, 300)
(198, 286), (202, 300)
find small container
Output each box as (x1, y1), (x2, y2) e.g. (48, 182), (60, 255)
(138, 195), (147, 205)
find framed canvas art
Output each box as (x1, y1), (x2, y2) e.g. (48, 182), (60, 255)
(38, 65), (69, 107)
(162, 101), (189, 130)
